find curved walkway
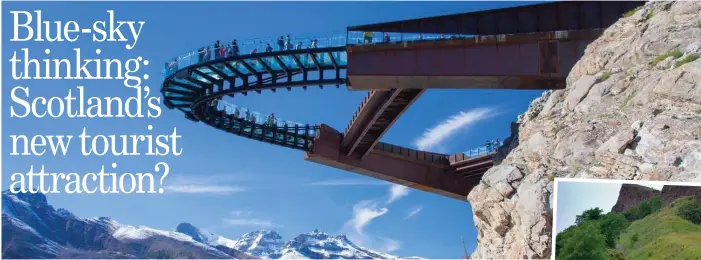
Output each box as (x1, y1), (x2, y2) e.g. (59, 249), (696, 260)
(162, 35), (347, 150)
(160, 34), (500, 154)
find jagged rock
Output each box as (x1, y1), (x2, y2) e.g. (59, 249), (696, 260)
(634, 127), (665, 164)
(611, 184), (660, 213)
(468, 1), (701, 258)
(540, 90), (563, 117)
(609, 184), (701, 212)
(575, 74), (618, 113)
(661, 185), (701, 205)
(482, 165), (524, 197)
(565, 75), (598, 111)
(685, 41), (701, 54)
(519, 91), (551, 123)
(595, 130), (636, 159)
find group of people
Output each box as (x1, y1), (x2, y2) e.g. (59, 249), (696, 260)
(218, 102), (286, 129)
(361, 32), (390, 44)
(358, 31), (458, 45)
(484, 139), (501, 151)
(195, 40), (242, 62)
(192, 35), (322, 64)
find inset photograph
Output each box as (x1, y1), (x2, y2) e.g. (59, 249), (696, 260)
(553, 179), (701, 260)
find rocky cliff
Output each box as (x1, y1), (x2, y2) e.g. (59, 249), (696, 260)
(661, 185), (701, 205)
(466, 1), (701, 259)
(610, 184), (660, 213)
(608, 184), (701, 214)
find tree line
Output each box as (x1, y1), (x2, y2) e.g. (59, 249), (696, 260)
(555, 195), (701, 260)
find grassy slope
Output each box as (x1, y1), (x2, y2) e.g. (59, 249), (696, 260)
(618, 197), (701, 260)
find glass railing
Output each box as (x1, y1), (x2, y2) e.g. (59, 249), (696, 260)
(463, 140), (503, 158)
(163, 30), (570, 78)
(345, 29), (596, 47)
(162, 31), (477, 79)
(163, 34), (348, 78)
(213, 99), (316, 137)
(346, 31), (475, 46)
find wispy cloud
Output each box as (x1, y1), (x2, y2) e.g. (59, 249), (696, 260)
(414, 107), (498, 152)
(378, 237), (401, 253)
(341, 197), (404, 253)
(223, 218), (277, 228)
(338, 183), (414, 253)
(167, 173), (256, 184)
(163, 173), (249, 195)
(343, 200), (389, 237)
(164, 185), (245, 194)
(309, 179), (387, 187)
(405, 205), (424, 219)
(230, 210), (253, 216)
(387, 184), (410, 204)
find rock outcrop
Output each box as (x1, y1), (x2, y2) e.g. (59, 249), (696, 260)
(467, 1), (701, 259)
(610, 184), (659, 213)
(661, 185), (701, 205)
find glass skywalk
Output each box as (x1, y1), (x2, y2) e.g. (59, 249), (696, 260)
(162, 31), (478, 78)
(161, 32), (502, 155)
(210, 99), (317, 150)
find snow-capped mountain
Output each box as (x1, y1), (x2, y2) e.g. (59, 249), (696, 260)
(1, 190), (250, 259)
(273, 229), (398, 259)
(176, 222), (217, 244)
(2, 190), (413, 259)
(176, 226), (397, 259)
(227, 230), (285, 257)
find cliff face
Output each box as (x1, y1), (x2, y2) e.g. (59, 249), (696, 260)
(661, 185), (701, 205)
(466, 1), (701, 259)
(610, 184), (660, 213)
(607, 185), (701, 215)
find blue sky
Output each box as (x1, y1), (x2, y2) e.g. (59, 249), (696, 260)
(3, 1), (544, 258)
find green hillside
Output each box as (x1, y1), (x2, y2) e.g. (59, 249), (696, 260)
(556, 196), (701, 260)
(618, 197), (701, 260)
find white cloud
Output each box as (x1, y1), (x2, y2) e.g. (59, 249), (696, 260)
(340, 201), (401, 254)
(163, 173), (249, 195)
(414, 107), (498, 152)
(387, 184), (410, 204)
(340, 186), (411, 254)
(309, 179), (386, 186)
(168, 173), (255, 184)
(223, 218), (276, 227)
(343, 200), (388, 237)
(378, 237), (401, 253)
(405, 205), (424, 219)
(230, 210), (253, 216)
(164, 185), (245, 194)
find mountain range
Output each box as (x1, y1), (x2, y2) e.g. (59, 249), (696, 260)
(1, 190), (409, 259)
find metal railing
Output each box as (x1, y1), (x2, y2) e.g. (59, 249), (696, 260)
(346, 31), (475, 45)
(163, 30), (488, 78)
(373, 142), (448, 164)
(344, 90), (375, 134)
(463, 140), (503, 158)
(213, 99), (315, 136)
(163, 34), (348, 78)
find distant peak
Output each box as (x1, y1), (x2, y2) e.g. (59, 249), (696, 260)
(176, 222), (199, 231)
(56, 208), (77, 219)
(175, 222), (212, 244)
(248, 229), (279, 236)
(8, 190), (49, 207)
